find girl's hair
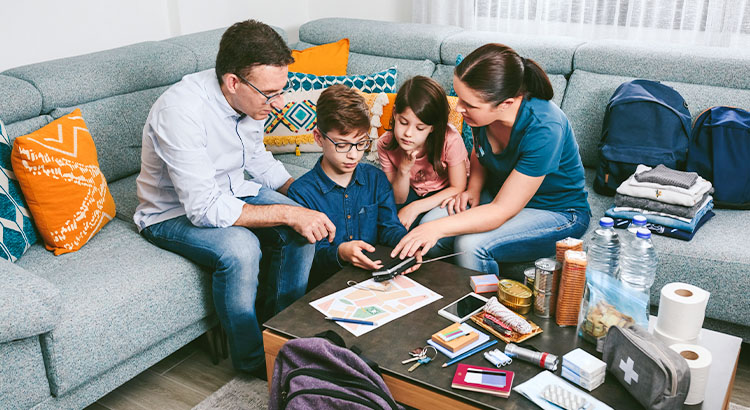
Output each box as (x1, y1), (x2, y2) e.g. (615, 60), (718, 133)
(385, 76), (450, 175)
(455, 43), (553, 104)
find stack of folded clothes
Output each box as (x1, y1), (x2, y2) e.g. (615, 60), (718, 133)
(605, 164), (715, 241)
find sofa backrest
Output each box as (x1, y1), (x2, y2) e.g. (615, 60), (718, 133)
(0, 26), (284, 184)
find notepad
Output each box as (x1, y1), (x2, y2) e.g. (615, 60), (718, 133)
(451, 364), (514, 398)
(431, 322), (479, 352)
(427, 323), (489, 359)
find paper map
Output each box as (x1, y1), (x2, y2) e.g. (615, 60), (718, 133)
(310, 275), (443, 336)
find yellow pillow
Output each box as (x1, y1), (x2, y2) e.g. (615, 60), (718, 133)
(289, 38), (350, 76)
(11, 109), (116, 255)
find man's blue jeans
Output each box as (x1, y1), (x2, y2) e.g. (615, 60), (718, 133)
(141, 187), (314, 372)
(420, 191), (590, 275)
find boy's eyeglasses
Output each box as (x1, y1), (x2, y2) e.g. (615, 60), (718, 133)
(236, 73), (290, 105)
(318, 128), (373, 153)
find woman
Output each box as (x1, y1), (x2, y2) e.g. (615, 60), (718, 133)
(391, 43), (590, 275)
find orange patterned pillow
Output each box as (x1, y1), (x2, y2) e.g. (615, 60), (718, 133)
(11, 109), (116, 255)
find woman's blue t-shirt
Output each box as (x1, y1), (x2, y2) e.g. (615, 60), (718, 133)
(475, 97), (590, 212)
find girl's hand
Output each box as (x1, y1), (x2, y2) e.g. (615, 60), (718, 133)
(400, 150), (418, 174)
(397, 203), (421, 229)
(338, 241), (383, 270)
(390, 223), (442, 260)
(441, 190), (479, 215)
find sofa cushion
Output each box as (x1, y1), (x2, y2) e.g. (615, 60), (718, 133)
(574, 39), (750, 90)
(108, 174), (139, 224)
(15, 218), (212, 396)
(582, 168), (750, 328)
(0, 337), (50, 410)
(0, 119), (37, 261)
(0, 259), (60, 342)
(50, 86), (169, 183)
(3, 42), (196, 113)
(11, 109), (116, 256)
(440, 31), (582, 76)
(163, 27), (226, 72)
(562, 70), (750, 169)
(4, 116), (52, 141)
(299, 18), (462, 63)
(0, 75), (42, 124)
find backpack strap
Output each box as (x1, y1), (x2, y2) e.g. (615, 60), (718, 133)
(314, 330), (383, 376)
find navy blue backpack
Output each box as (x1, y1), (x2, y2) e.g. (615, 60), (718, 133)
(594, 80), (692, 196)
(687, 106), (750, 209)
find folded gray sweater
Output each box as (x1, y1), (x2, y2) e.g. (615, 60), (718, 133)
(633, 164), (699, 189)
(614, 191), (711, 219)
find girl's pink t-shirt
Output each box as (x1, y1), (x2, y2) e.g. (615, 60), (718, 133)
(377, 124), (469, 197)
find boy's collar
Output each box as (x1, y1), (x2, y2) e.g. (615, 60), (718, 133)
(313, 158), (365, 193)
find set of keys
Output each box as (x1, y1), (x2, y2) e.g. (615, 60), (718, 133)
(401, 346), (437, 372)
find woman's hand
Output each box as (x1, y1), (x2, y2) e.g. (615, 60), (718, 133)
(441, 190), (480, 215)
(390, 223), (443, 260)
(397, 203), (421, 229)
(338, 241), (383, 270)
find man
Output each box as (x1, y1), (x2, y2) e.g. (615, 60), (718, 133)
(134, 20), (335, 376)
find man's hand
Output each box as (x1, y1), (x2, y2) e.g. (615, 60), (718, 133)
(287, 208), (336, 243)
(397, 203), (421, 229)
(338, 241), (383, 270)
(441, 190), (479, 215)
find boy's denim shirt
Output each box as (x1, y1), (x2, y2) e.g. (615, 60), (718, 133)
(287, 158), (407, 279)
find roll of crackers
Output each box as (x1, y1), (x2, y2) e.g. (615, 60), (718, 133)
(555, 250), (587, 326)
(556, 237), (583, 263)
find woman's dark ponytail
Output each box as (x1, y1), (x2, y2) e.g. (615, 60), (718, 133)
(456, 43), (553, 103)
(521, 57), (554, 101)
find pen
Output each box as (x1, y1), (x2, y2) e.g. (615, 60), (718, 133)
(442, 340), (498, 367)
(325, 317), (376, 326)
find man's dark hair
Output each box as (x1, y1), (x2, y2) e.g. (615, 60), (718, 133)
(215, 20), (294, 85)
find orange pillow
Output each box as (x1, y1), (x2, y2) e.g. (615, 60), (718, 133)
(11, 109), (116, 255)
(289, 38), (350, 76)
(359, 92), (464, 137)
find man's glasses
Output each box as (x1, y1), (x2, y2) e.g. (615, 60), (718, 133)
(318, 128), (373, 153)
(236, 73), (290, 105)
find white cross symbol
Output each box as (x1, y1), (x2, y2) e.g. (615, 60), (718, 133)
(619, 357), (639, 385)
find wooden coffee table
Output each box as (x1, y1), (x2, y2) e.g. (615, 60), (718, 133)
(263, 250), (741, 409)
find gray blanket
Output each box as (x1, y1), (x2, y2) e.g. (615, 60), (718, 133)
(614, 191), (710, 219)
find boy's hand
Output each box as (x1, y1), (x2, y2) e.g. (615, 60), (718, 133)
(338, 241), (383, 270)
(288, 208), (336, 243)
(397, 203), (421, 229)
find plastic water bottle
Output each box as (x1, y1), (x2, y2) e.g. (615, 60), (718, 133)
(618, 228), (659, 291)
(622, 214), (648, 248)
(586, 217), (620, 277)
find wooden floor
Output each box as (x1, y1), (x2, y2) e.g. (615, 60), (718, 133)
(86, 338), (750, 410)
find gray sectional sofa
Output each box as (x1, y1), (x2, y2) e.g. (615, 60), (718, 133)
(0, 17), (748, 410)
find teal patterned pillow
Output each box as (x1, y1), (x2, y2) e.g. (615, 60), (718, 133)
(449, 54), (474, 155)
(288, 66), (397, 94)
(0, 119), (37, 261)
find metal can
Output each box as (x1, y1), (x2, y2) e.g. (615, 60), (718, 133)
(523, 267), (536, 289)
(534, 257), (561, 293)
(497, 279), (533, 315)
(533, 289), (556, 318)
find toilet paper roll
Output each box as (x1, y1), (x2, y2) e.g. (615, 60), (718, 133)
(669, 344), (712, 405)
(653, 325), (698, 347)
(656, 283), (710, 342)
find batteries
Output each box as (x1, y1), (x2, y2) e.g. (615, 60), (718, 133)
(504, 343), (559, 371)
(484, 348), (513, 368)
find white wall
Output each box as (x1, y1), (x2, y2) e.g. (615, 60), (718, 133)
(0, 0), (411, 72)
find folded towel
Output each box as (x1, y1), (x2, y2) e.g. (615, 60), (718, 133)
(612, 211), (714, 241)
(633, 164), (699, 189)
(617, 165), (713, 207)
(606, 197), (714, 232)
(614, 192), (711, 219)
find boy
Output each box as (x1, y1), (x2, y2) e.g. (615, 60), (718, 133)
(287, 85), (408, 288)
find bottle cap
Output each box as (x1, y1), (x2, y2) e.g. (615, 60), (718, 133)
(636, 227), (651, 239)
(633, 214), (647, 226)
(599, 217), (614, 227)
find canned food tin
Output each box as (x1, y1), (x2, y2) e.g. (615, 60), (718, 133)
(533, 289), (556, 318)
(497, 279), (532, 314)
(523, 267), (536, 289)
(534, 257), (561, 293)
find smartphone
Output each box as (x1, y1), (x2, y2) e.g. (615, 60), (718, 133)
(465, 369), (506, 388)
(437, 292), (488, 322)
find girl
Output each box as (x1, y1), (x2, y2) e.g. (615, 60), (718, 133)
(391, 44), (591, 275)
(378, 75), (469, 230)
